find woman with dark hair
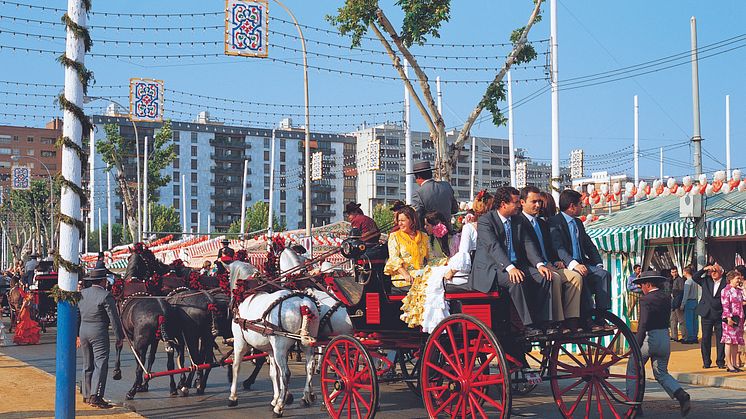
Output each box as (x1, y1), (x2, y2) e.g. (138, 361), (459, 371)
(423, 211), (451, 259)
(539, 191), (557, 219)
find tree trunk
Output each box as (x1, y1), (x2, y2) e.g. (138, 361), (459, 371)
(108, 158), (138, 242)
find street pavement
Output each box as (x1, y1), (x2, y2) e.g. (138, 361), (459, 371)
(3, 318), (746, 418)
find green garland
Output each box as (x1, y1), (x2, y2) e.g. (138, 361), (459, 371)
(56, 2), (93, 276)
(50, 284), (82, 306)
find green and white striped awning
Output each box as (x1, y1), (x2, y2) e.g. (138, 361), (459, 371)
(588, 192), (746, 252)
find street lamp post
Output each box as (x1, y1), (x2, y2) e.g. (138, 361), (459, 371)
(11, 155), (54, 253)
(272, 0), (311, 237)
(84, 96), (141, 242)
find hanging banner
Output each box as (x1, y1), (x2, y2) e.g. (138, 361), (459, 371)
(516, 161), (528, 188)
(311, 151), (323, 181)
(368, 139), (381, 171)
(11, 165), (31, 190)
(225, 0), (269, 57)
(129, 78), (164, 122)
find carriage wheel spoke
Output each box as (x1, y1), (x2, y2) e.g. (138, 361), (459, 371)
(351, 388), (362, 419)
(352, 388), (371, 411)
(596, 331), (621, 365)
(432, 392), (459, 416)
(468, 393), (489, 419)
(425, 360), (460, 381)
(327, 359), (345, 379)
(558, 377), (585, 397)
(471, 375), (505, 387)
(449, 396), (463, 419)
(328, 389), (342, 403)
(467, 333), (485, 376)
(584, 379), (594, 418)
(470, 353), (496, 378)
(446, 324), (465, 374)
(560, 345), (587, 368)
(602, 378), (633, 402)
(332, 346), (346, 375)
(567, 381), (590, 416)
(596, 380), (622, 419)
(593, 381), (605, 419)
(434, 339), (463, 375)
(578, 342), (593, 366)
(472, 387), (504, 411)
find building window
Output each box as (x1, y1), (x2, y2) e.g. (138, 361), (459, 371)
(26, 149), (34, 156)
(264, 150), (270, 160)
(191, 159), (198, 170)
(280, 151), (286, 162)
(191, 185), (197, 195)
(264, 177), (270, 187)
(11, 149), (19, 155)
(264, 189), (270, 199)
(12, 135), (18, 142)
(27, 136), (34, 142)
(191, 173), (197, 183)
(280, 190), (286, 200)
(173, 159), (179, 169)
(174, 145), (180, 154)
(0, 135), (11, 144)
(264, 163), (270, 173)
(173, 185), (180, 195)
(173, 198), (180, 208)
(191, 132), (198, 143)
(0, 148), (10, 155)
(280, 139), (286, 150)
(191, 199), (198, 210)
(264, 137), (270, 148)
(191, 146), (197, 157)
(280, 202), (286, 212)
(173, 171), (180, 180)
(40, 150), (56, 158)
(40, 137), (55, 145)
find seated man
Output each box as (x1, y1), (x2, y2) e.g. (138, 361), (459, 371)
(549, 190), (613, 331)
(514, 186), (583, 334)
(469, 186), (546, 337)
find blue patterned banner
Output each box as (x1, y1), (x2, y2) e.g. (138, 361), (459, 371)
(129, 78), (164, 122)
(225, 0), (269, 57)
(11, 165), (30, 190)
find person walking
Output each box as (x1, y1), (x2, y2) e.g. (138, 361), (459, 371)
(626, 271), (691, 417)
(77, 268), (124, 409)
(693, 263), (727, 369)
(680, 266), (700, 344)
(670, 266), (687, 342)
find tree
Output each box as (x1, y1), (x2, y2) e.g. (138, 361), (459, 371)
(228, 201), (285, 235)
(0, 179), (59, 260)
(87, 223), (126, 252)
(97, 120), (177, 241)
(372, 203), (395, 232)
(150, 204), (181, 235)
(328, 0), (543, 181)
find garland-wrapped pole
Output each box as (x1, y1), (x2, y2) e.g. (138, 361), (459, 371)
(56, 0), (91, 417)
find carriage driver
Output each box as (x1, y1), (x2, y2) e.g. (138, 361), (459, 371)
(76, 268), (124, 409)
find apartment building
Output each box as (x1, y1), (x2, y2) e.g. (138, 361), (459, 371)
(0, 119), (63, 192)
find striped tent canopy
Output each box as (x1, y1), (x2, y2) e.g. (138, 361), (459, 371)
(587, 192), (746, 250)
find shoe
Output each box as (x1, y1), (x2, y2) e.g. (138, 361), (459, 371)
(674, 389), (691, 417)
(717, 365), (726, 369)
(702, 365), (711, 369)
(727, 368), (739, 373)
(88, 395), (113, 409)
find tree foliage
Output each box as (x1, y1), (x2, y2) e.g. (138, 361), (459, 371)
(150, 204), (181, 235)
(0, 179), (59, 260)
(328, 0), (544, 181)
(372, 203), (395, 233)
(87, 223), (126, 252)
(228, 201), (285, 235)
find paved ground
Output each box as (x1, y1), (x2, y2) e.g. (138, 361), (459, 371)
(3, 317), (746, 418)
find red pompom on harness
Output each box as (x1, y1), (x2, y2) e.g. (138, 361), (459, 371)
(300, 305), (316, 320)
(155, 315), (166, 340)
(207, 303), (219, 314)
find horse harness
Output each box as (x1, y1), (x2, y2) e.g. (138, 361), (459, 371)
(232, 291), (320, 343)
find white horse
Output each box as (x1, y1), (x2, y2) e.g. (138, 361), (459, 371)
(228, 289), (320, 416)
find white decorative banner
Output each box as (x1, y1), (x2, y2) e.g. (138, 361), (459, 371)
(311, 151), (323, 181)
(516, 161), (527, 189)
(11, 165), (31, 190)
(129, 78), (164, 122)
(367, 139), (380, 171)
(224, 0), (269, 57)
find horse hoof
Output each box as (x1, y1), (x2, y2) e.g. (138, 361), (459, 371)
(228, 399), (238, 407)
(112, 369), (122, 380)
(136, 384), (149, 392)
(178, 387), (189, 397)
(301, 399), (311, 407)
(242, 383), (252, 391)
(170, 390), (177, 396)
(125, 392), (135, 401)
(196, 388), (205, 395)
(272, 411), (284, 418)
(285, 393), (294, 405)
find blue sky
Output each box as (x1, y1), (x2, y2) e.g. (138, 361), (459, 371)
(1, 0), (744, 180)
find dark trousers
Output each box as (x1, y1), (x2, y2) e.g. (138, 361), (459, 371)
(498, 268), (550, 327)
(80, 329), (111, 399)
(580, 265), (612, 318)
(700, 318), (725, 367)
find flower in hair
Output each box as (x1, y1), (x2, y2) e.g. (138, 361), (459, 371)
(432, 223), (448, 238)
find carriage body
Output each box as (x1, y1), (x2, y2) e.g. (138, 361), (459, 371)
(318, 239), (645, 419)
(31, 273), (58, 331)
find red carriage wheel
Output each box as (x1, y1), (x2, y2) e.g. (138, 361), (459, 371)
(549, 310), (645, 418)
(321, 335), (379, 419)
(420, 314), (511, 419)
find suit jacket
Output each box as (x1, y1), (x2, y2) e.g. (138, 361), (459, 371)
(469, 211), (516, 293)
(512, 213), (548, 269)
(412, 179), (459, 230)
(548, 213), (603, 267)
(693, 269), (727, 320)
(77, 284), (124, 340)
(636, 289), (671, 344)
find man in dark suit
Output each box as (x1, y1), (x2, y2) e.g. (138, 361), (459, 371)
(515, 186), (583, 333)
(410, 161), (459, 231)
(626, 271), (691, 417)
(469, 186), (543, 336)
(693, 263), (727, 369)
(548, 189), (613, 331)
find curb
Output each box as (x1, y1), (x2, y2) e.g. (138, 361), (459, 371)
(667, 371), (746, 390)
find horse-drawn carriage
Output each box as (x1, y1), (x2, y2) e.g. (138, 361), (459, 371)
(301, 235), (645, 418)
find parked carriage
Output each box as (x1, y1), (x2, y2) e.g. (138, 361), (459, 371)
(310, 236), (645, 419)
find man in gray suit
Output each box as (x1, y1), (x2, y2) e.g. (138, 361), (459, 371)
(77, 268), (124, 409)
(469, 186), (544, 337)
(410, 161), (459, 231)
